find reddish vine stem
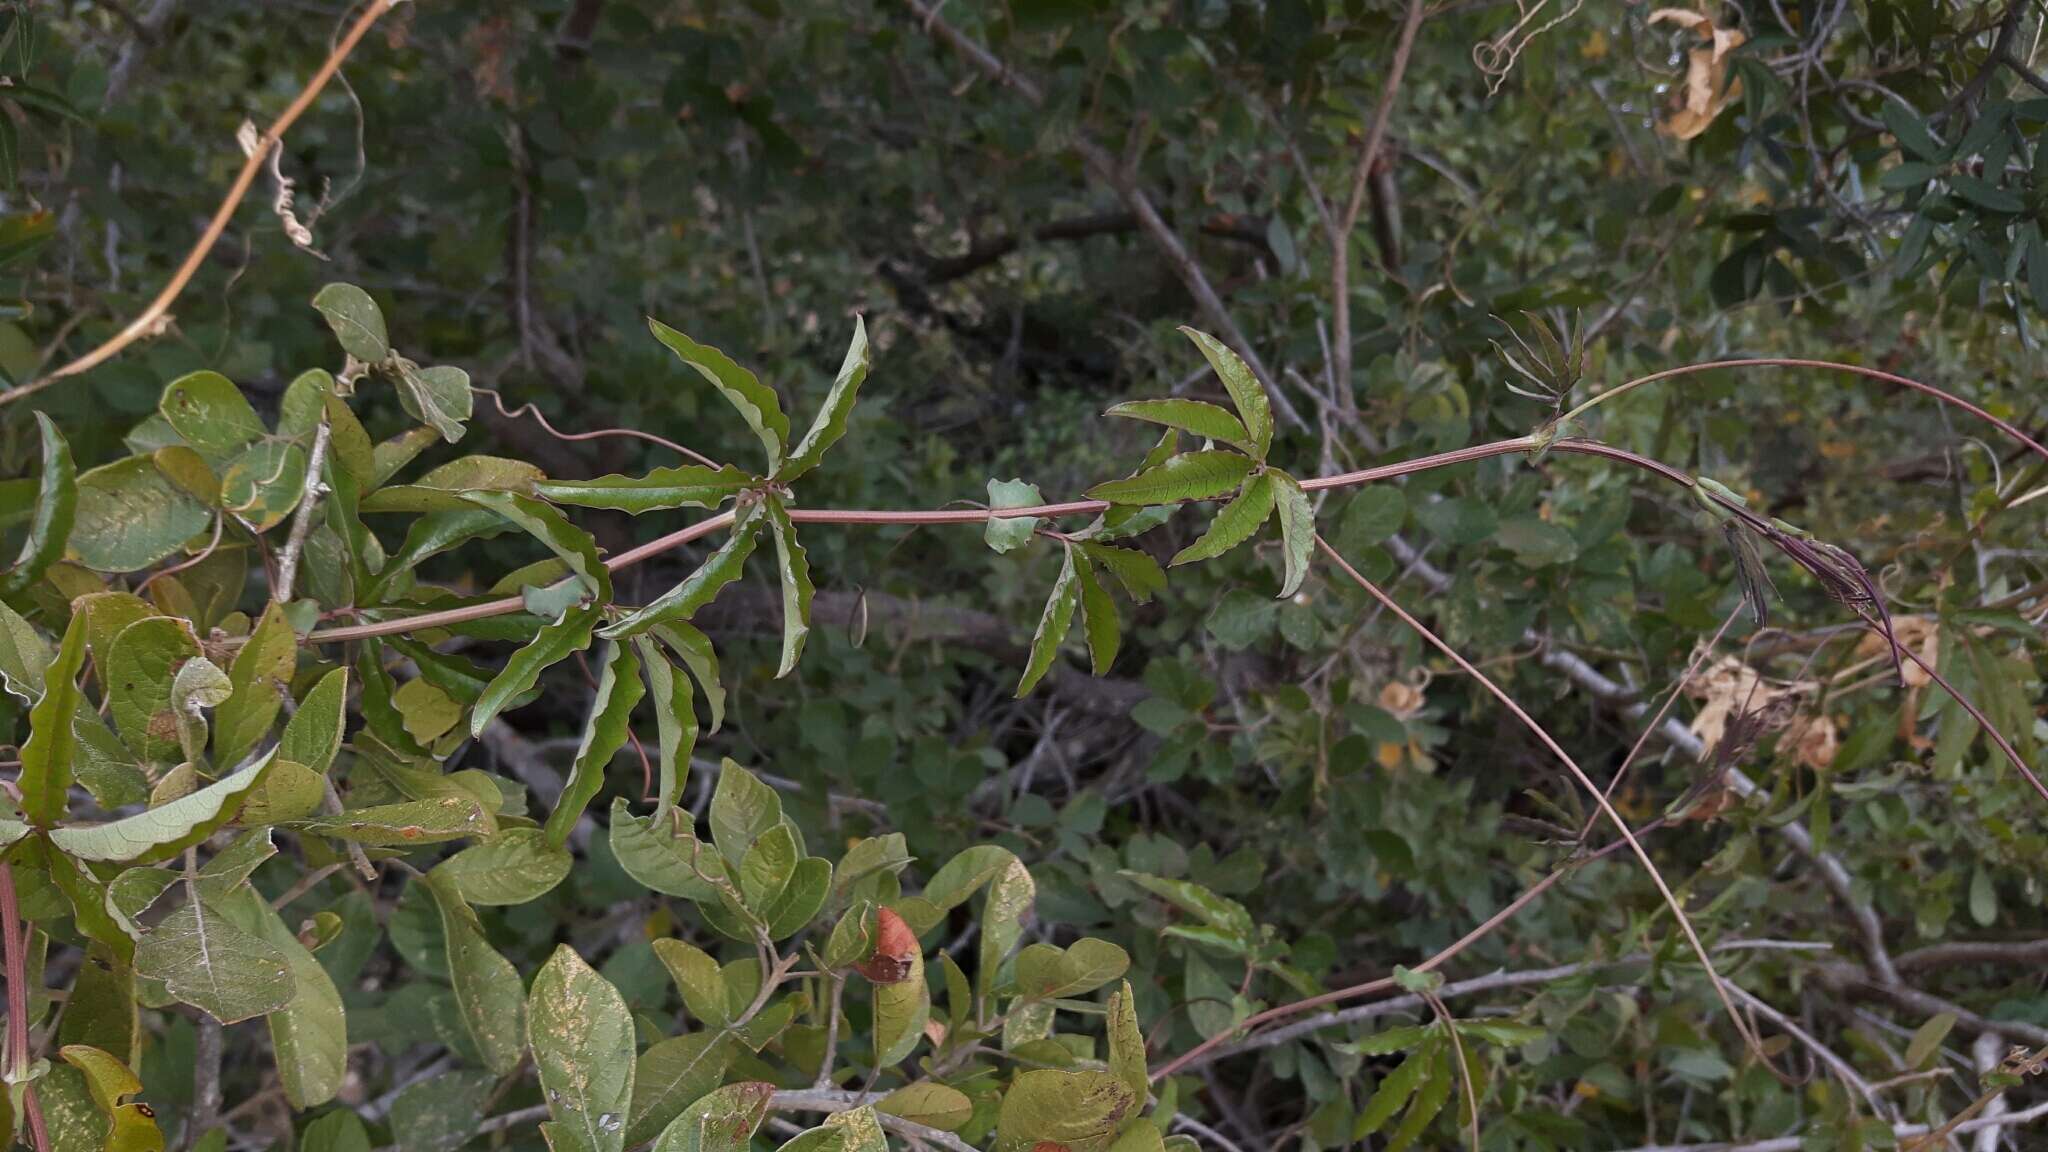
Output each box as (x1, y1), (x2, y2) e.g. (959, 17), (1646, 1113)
(0, 862), (49, 1152)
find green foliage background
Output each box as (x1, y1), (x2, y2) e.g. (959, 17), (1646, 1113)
(0, 2), (2043, 1151)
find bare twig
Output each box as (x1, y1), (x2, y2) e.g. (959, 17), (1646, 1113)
(0, 0), (399, 408)
(273, 418), (333, 603)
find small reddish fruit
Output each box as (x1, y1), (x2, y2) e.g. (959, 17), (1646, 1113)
(854, 906), (919, 984)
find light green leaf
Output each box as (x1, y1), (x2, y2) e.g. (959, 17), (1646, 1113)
(1171, 471), (1273, 566)
(1, 413), (75, 596)
(361, 456), (543, 514)
(215, 602), (297, 769)
(872, 937), (929, 1069)
(299, 797), (493, 846)
(52, 756), (273, 864)
(625, 1034), (736, 1147)
(1356, 1040), (1434, 1138)
(220, 440), (309, 532)
(464, 490), (611, 602)
(389, 1070), (496, 1152)
(280, 668), (349, 774)
(1270, 470), (1315, 597)
(608, 798), (728, 901)
(878, 1082), (974, 1131)
(372, 425), (445, 488)
(548, 641), (646, 846)
(106, 615), (201, 763)
(994, 1070), (1138, 1152)
(1179, 326), (1272, 459)
(393, 362), (472, 444)
(1016, 546), (1078, 698)
(601, 506), (764, 640)
(709, 759), (783, 865)
(311, 283), (390, 363)
(1086, 451), (1256, 507)
(777, 315), (870, 481)
(651, 937), (728, 1029)
(132, 896), (294, 1024)
(738, 823), (798, 913)
(1076, 542), (1165, 602)
(160, 371), (262, 463)
(985, 478), (1043, 554)
(69, 456), (211, 573)
(654, 622), (724, 732)
(649, 318), (788, 469)
(1106, 980), (1147, 1106)
(538, 464), (754, 515)
(436, 827), (572, 905)
(633, 638), (698, 814)
(212, 887), (347, 1108)
(1906, 1011), (1957, 1069)
(301, 1110), (371, 1152)
(763, 498), (812, 676)
(20, 609), (87, 824)
(1105, 398), (1251, 449)
(649, 1082), (773, 1152)
(471, 602), (600, 735)
(529, 945), (637, 1152)
(1013, 938), (1129, 1000)
(1120, 871), (1256, 939)
(421, 873), (526, 1074)
(169, 655), (232, 764)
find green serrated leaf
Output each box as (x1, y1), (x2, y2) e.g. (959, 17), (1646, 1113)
(472, 602), (600, 735)
(1170, 471), (1273, 566)
(547, 641), (646, 846)
(649, 318), (788, 470)
(777, 315), (870, 481)
(763, 498), (812, 677)
(1087, 451), (1256, 507)
(1179, 326), (1272, 458)
(1017, 546), (1079, 697)
(537, 464), (754, 515)
(1105, 398), (1251, 449)
(601, 505), (764, 640)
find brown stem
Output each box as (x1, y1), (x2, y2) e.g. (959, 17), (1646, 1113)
(0, 0), (398, 407)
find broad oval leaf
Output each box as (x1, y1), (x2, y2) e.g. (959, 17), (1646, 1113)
(311, 283), (390, 362)
(436, 827), (573, 905)
(649, 1081), (773, 1152)
(529, 945), (637, 1152)
(160, 371), (263, 463)
(993, 1070), (1138, 1152)
(132, 895), (295, 1025)
(421, 873), (526, 1074)
(70, 457), (211, 573)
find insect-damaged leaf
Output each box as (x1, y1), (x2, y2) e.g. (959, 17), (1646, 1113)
(529, 945), (636, 1152)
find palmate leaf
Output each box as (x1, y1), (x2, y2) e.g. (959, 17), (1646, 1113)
(1170, 471), (1274, 566)
(776, 315), (870, 482)
(1178, 326), (1272, 459)
(1016, 544), (1079, 698)
(649, 318), (788, 471)
(1, 412), (74, 596)
(1086, 451), (1255, 507)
